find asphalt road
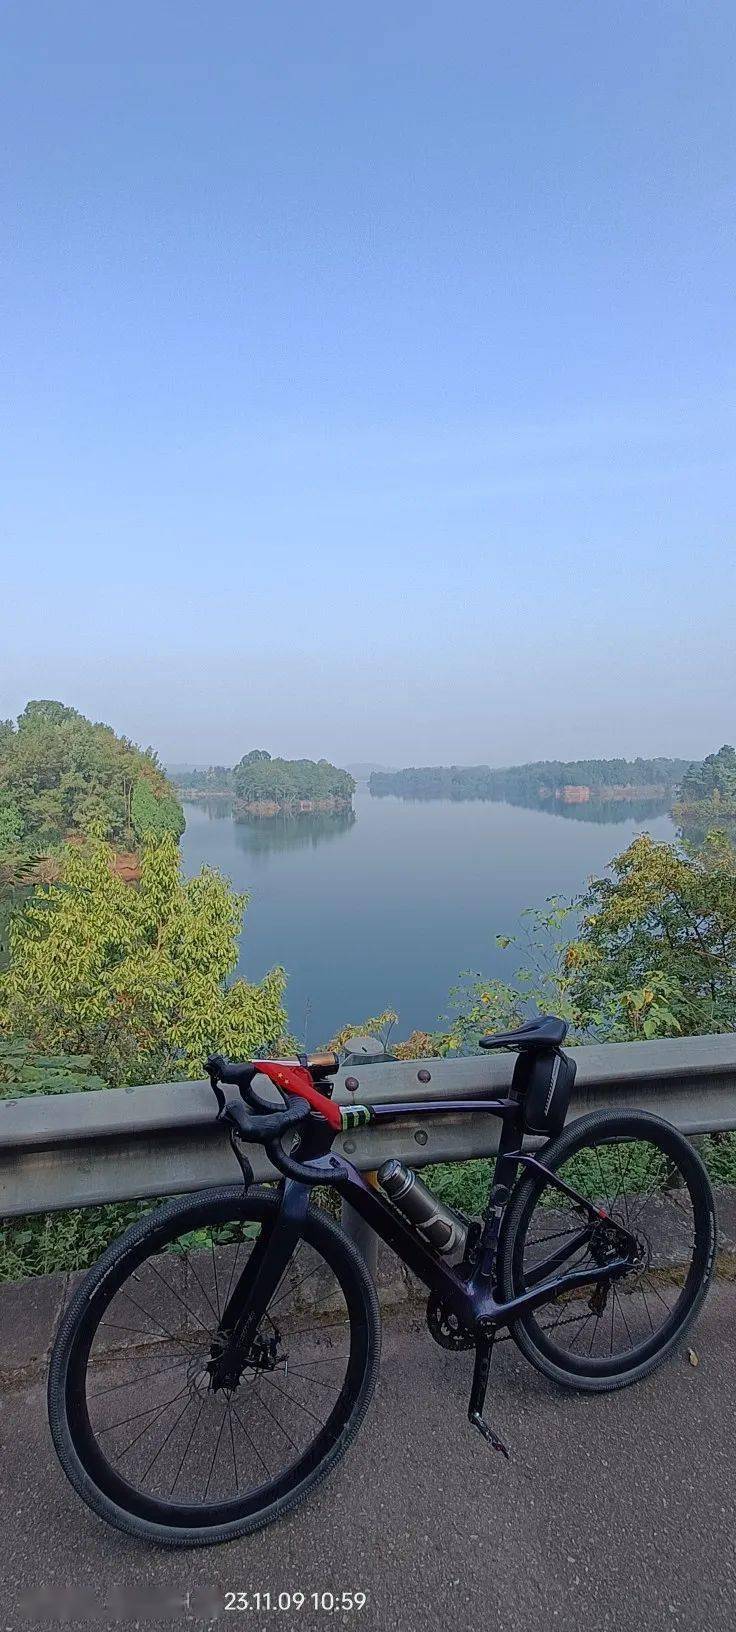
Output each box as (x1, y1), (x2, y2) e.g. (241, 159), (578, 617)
(2, 1286), (735, 1632)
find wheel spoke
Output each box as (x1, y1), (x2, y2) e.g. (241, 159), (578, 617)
(210, 1237), (222, 1324)
(250, 1380), (301, 1451)
(144, 1257), (215, 1337)
(229, 1401), (273, 1476)
(203, 1407), (228, 1500)
(139, 1394), (195, 1484)
(170, 1398), (205, 1495)
(90, 1356), (188, 1399)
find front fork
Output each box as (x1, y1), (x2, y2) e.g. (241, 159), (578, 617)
(208, 1178), (311, 1391)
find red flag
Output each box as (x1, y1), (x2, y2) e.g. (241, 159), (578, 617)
(254, 1061), (342, 1131)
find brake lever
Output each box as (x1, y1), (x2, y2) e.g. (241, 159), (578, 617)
(206, 1059), (228, 1119)
(228, 1125), (255, 1188)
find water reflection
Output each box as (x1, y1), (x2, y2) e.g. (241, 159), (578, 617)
(370, 791), (672, 826)
(533, 797), (672, 825)
(182, 798), (356, 854)
(184, 796), (236, 821)
(233, 807), (356, 855)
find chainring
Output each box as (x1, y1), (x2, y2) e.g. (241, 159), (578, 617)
(426, 1292), (475, 1351)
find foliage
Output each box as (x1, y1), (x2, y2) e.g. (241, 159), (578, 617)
(131, 778), (185, 842)
(676, 745), (736, 815)
(565, 831), (736, 1038)
(0, 1200), (151, 1282)
(393, 1029), (447, 1059)
(423, 1159), (495, 1216)
(0, 699), (184, 850)
(439, 899), (576, 1053)
(177, 754), (355, 807)
(329, 1009), (400, 1054)
(370, 758), (690, 806)
(0, 1038), (108, 1095)
(429, 832), (736, 1048)
(697, 1132), (736, 1187)
(0, 792), (22, 856)
(0, 834), (287, 1085)
(233, 751), (355, 806)
(172, 765), (234, 792)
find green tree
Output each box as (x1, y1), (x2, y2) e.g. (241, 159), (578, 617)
(0, 794), (22, 857)
(233, 751), (354, 806)
(0, 700), (184, 849)
(423, 833), (736, 1055)
(678, 745), (736, 813)
(564, 831), (736, 1038)
(0, 834), (287, 1085)
(131, 778), (185, 842)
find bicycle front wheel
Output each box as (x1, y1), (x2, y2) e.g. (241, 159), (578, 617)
(48, 1186), (380, 1547)
(498, 1109), (716, 1391)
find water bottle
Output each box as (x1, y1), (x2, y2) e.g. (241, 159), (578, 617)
(377, 1160), (467, 1258)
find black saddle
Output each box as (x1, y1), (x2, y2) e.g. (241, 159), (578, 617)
(479, 1014), (567, 1052)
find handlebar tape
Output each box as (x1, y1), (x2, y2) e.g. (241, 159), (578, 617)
(254, 1060), (343, 1131)
(227, 1096), (310, 1143)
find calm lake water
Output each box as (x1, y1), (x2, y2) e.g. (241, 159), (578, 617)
(180, 788), (676, 1048)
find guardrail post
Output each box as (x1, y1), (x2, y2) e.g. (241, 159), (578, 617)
(340, 1200), (379, 1277)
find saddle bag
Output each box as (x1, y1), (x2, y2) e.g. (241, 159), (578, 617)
(513, 1047), (576, 1138)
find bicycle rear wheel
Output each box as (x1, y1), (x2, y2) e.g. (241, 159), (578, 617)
(497, 1109), (716, 1391)
(48, 1186), (380, 1546)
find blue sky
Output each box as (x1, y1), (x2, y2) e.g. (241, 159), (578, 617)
(2, 1), (734, 766)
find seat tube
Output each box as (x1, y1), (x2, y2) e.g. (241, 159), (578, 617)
(477, 1108), (523, 1279)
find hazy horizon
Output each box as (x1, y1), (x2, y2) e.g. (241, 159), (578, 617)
(3, 4), (734, 765)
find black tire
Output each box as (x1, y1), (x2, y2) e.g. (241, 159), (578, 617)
(497, 1109), (716, 1392)
(48, 1186), (380, 1547)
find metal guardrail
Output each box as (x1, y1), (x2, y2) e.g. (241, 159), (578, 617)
(1, 1034), (736, 1221)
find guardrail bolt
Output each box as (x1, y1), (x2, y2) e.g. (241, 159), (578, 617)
(417, 1069), (431, 1083)
(345, 1076), (359, 1093)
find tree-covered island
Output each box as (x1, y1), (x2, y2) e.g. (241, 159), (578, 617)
(175, 750), (355, 817)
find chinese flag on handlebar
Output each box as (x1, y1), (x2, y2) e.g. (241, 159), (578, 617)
(254, 1061), (343, 1131)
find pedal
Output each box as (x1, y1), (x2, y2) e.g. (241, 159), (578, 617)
(470, 1411), (510, 1460)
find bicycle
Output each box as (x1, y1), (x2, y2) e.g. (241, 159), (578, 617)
(48, 1016), (717, 1547)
